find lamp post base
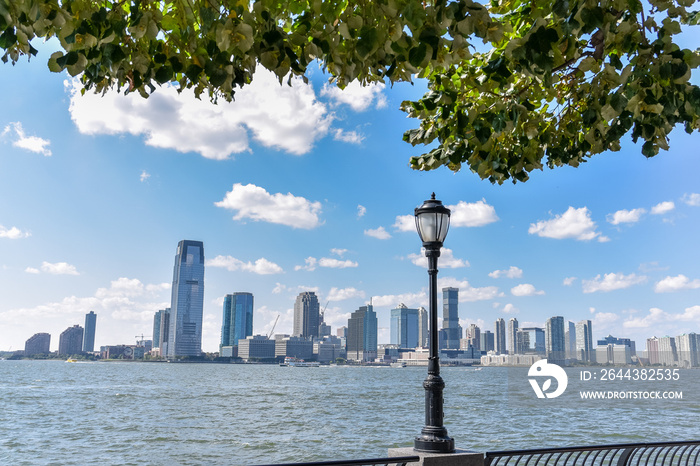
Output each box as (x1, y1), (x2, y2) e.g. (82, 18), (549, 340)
(414, 432), (455, 453)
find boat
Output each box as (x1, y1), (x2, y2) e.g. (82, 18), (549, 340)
(390, 362), (406, 368)
(65, 358), (78, 363)
(280, 357), (320, 367)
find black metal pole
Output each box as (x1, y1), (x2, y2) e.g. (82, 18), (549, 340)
(414, 247), (455, 453)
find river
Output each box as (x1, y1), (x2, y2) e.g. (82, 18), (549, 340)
(1, 360), (698, 465)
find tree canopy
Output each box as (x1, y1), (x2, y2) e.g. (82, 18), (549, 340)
(2, 0), (699, 183)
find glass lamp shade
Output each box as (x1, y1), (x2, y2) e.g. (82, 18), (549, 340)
(414, 193), (451, 244)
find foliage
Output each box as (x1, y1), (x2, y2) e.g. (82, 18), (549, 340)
(1, 0), (699, 183)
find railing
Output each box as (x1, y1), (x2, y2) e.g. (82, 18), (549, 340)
(251, 456), (420, 466)
(485, 440), (700, 466)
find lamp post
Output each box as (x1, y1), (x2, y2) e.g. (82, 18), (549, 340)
(413, 193), (454, 454)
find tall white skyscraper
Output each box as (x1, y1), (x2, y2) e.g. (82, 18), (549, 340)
(168, 240), (205, 358)
(494, 318), (506, 354)
(418, 307), (429, 348)
(575, 319), (593, 363)
(508, 317), (519, 354)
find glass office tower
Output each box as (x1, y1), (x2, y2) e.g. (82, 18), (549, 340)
(221, 292), (254, 347)
(82, 311), (97, 352)
(168, 240), (205, 358)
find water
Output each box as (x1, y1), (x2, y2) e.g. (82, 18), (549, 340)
(1, 360), (699, 465)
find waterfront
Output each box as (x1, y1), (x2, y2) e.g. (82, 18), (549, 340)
(2, 360), (699, 465)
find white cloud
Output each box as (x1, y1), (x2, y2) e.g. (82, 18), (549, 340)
(651, 201), (675, 215)
(330, 248), (348, 257)
(592, 312), (619, 327)
(320, 81), (387, 111)
(206, 255), (284, 275)
(0, 225), (30, 239)
(364, 226), (391, 240)
(318, 258), (358, 269)
(606, 208), (646, 225)
(407, 248), (469, 269)
(295, 256), (358, 271)
(67, 69), (333, 158)
(327, 287), (366, 301)
(215, 183), (322, 229)
(372, 292), (427, 308)
(682, 193), (700, 206)
(0, 277), (171, 345)
(140, 170), (151, 182)
(1, 121), (52, 156)
(510, 283), (545, 296)
(393, 215), (415, 232)
(24, 267), (40, 274)
(439, 277), (503, 302)
(357, 205), (367, 218)
(623, 307), (670, 329)
(30, 261), (80, 276)
(563, 277), (577, 286)
(529, 206), (605, 242)
(332, 128), (364, 144)
(489, 266), (523, 279)
(501, 303), (520, 314)
(448, 199), (499, 227)
(582, 272), (647, 293)
(654, 274), (700, 293)
(295, 257), (318, 272)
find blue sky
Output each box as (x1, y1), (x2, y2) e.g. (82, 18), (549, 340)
(1, 37), (699, 354)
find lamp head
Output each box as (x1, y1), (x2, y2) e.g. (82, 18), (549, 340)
(414, 193), (451, 248)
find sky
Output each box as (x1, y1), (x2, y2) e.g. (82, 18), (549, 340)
(1, 34), (699, 354)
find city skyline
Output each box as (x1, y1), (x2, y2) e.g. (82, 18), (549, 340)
(1, 35), (700, 353)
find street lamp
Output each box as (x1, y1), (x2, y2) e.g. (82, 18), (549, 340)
(413, 193), (454, 454)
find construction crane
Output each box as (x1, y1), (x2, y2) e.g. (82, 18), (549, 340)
(267, 314), (280, 339)
(135, 334), (152, 346)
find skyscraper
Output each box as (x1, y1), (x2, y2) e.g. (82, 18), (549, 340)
(221, 292), (254, 347)
(508, 317), (519, 354)
(293, 291), (320, 339)
(565, 321), (576, 360)
(83, 311), (97, 352)
(347, 304), (377, 361)
(58, 325), (84, 356)
(575, 319), (593, 363)
(158, 308), (171, 355)
(390, 303), (419, 349)
(494, 318), (506, 354)
(442, 287), (461, 349)
(153, 309), (166, 350)
(418, 307), (428, 348)
(480, 330), (495, 353)
(25, 333), (51, 356)
(466, 324), (481, 351)
(545, 316), (565, 363)
(168, 240), (205, 358)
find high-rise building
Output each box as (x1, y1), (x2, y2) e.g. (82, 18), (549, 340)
(646, 337), (660, 365)
(565, 321), (576, 360)
(597, 334), (636, 356)
(657, 336), (677, 366)
(293, 291), (320, 339)
(347, 304), (377, 362)
(25, 333), (51, 356)
(494, 318), (506, 354)
(83, 311), (97, 353)
(418, 307), (428, 347)
(158, 308), (171, 355)
(319, 311), (331, 337)
(480, 330), (495, 353)
(517, 327), (545, 355)
(442, 287), (461, 349)
(508, 318), (519, 354)
(168, 240), (205, 358)
(390, 303), (419, 349)
(575, 320), (593, 363)
(545, 316), (565, 363)
(221, 292), (254, 347)
(676, 333), (699, 368)
(58, 325), (84, 356)
(153, 308), (167, 350)
(466, 324), (481, 351)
